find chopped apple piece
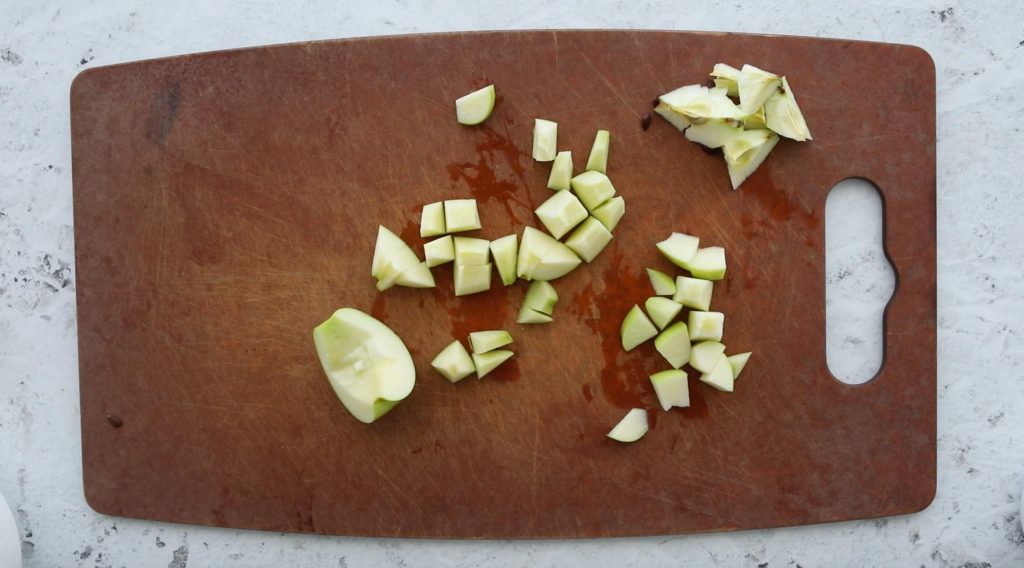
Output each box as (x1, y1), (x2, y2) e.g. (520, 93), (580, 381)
(517, 306), (553, 324)
(688, 246), (726, 280)
(424, 235), (455, 268)
(685, 119), (744, 149)
(469, 330), (513, 354)
(654, 321), (691, 369)
(585, 129), (610, 173)
(371, 226), (422, 279)
(743, 106), (767, 129)
(547, 150), (573, 191)
(590, 195), (625, 232)
(532, 119), (558, 162)
(394, 262), (436, 288)
(535, 190), (588, 239)
(453, 236), (490, 266)
(658, 84), (705, 110)
(700, 354), (735, 392)
(673, 276), (713, 311)
(454, 263), (492, 296)
(516, 226), (582, 281)
(688, 311), (724, 342)
(656, 232), (700, 269)
(489, 234), (518, 286)
(650, 369), (690, 410)
(473, 350), (514, 378)
(443, 199), (482, 233)
(607, 408), (648, 442)
(523, 280), (558, 315)
(313, 308), (415, 423)
(565, 216), (613, 262)
(420, 201), (446, 237)
(374, 261), (404, 292)
(644, 296), (682, 330)
(723, 129), (779, 190)
(728, 352), (752, 379)
(668, 89), (746, 121)
(737, 64), (781, 114)
(455, 84), (496, 126)
(570, 170), (616, 211)
(709, 63), (741, 97)
(654, 102), (691, 131)
(690, 340), (726, 373)
(431, 340), (476, 383)
(621, 305), (659, 351)
(765, 76), (812, 141)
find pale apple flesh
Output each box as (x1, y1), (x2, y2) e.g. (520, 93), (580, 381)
(607, 408), (649, 442)
(532, 119), (558, 162)
(644, 296), (682, 330)
(547, 150), (573, 191)
(469, 330), (513, 354)
(431, 339), (476, 383)
(590, 196), (626, 231)
(489, 234), (518, 286)
(535, 190), (588, 239)
(647, 268), (676, 296)
(585, 129), (610, 173)
(650, 369), (690, 410)
(621, 305), (659, 351)
(455, 84), (496, 126)
(654, 321), (691, 369)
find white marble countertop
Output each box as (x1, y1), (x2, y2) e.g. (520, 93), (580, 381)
(2, 1), (1023, 566)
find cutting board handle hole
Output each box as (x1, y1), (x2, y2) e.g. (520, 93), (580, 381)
(825, 178), (896, 385)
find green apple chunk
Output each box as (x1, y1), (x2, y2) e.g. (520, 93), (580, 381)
(654, 321), (691, 369)
(644, 296), (682, 330)
(532, 118), (558, 162)
(473, 350), (514, 379)
(453, 236), (490, 266)
(590, 195), (625, 232)
(585, 129), (610, 173)
(489, 234), (518, 286)
(523, 280), (558, 315)
(535, 190), (588, 239)
(455, 84), (496, 126)
(685, 119), (744, 149)
(700, 354), (735, 392)
(673, 275), (713, 311)
(547, 150), (573, 191)
(313, 308), (415, 423)
(374, 261), (404, 292)
(646, 268), (676, 296)
(371, 225), (422, 279)
(650, 369), (690, 410)
(454, 263), (492, 296)
(424, 235), (455, 268)
(688, 246), (727, 280)
(688, 310), (724, 342)
(516, 226), (582, 281)
(393, 262), (435, 288)
(517, 306), (553, 324)
(710, 63), (741, 97)
(565, 217), (613, 263)
(621, 304), (659, 351)
(728, 352), (752, 378)
(690, 340), (726, 373)
(420, 201), (446, 237)
(469, 330), (513, 354)
(654, 102), (691, 131)
(443, 199), (482, 233)
(431, 339), (476, 383)
(765, 76), (812, 141)
(570, 170), (617, 211)
(724, 129), (779, 190)
(656, 232), (700, 269)
(607, 408), (648, 442)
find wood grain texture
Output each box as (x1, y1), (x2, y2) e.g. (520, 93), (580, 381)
(71, 31), (936, 538)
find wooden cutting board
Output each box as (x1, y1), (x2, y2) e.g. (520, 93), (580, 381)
(71, 31), (936, 538)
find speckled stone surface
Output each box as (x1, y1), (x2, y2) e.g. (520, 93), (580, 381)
(1, 1), (1022, 566)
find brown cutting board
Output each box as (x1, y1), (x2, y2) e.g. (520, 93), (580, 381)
(71, 31), (936, 538)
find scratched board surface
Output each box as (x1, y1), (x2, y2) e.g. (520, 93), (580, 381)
(71, 31), (936, 538)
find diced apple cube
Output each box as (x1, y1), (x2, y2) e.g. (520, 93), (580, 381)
(516, 226), (582, 281)
(455, 84), (496, 126)
(453, 236), (490, 266)
(728, 352), (752, 379)
(644, 296), (682, 330)
(673, 276), (713, 311)
(489, 234), (518, 286)
(393, 262), (435, 288)
(654, 321), (691, 369)
(547, 150), (573, 191)
(688, 247), (727, 280)
(585, 129), (610, 173)
(650, 369), (690, 410)
(469, 330), (513, 354)
(431, 340), (476, 383)
(688, 311), (724, 342)
(523, 280), (558, 315)
(532, 119), (558, 162)
(443, 199), (482, 233)
(656, 232), (699, 269)
(690, 340), (726, 374)
(565, 216), (613, 262)
(621, 305), (659, 351)
(473, 349), (514, 378)
(646, 268), (676, 296)
(424, 235), (455, 268)
(517, 306), (553, 324)
(570, 171), (616, 211)
(454, 263), (492, 296)
(699, 354), (735, 392)
(535, 190), (588, 239)
(607, 408), (648, 442)
(420, 201), (446, 237)
(590, 195), (625, 232)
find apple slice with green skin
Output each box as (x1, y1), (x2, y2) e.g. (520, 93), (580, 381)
(523, 280), (558, 315)
(393, 262), (435, 288)
(489, 234), (518, 286)
(737, 64), (781, 114)
(431, 339), (476, 383)
(646, 268), (676, 296)
(371, 225), (422, 279)
(585, 129), (610, 173)
(473, 350), (514, 379)
(516, 226), (582, 281)
(765, 76), (812, 141)
(420, 201), (446, 237)
(424, 235), (455, 268)
(621, 305), (659, 351)
(688, 310), (724, 342)
(535, 190), (588, 239)
(700, 354), (735, 392)
(532, 119), (558, 162)
(728, 352), (752, 378)
(590, 196), (625, 232)
(644, 296), (682, 330)
(688, 247), (727, 280)
(313, 308), (415, 423)
(454, 264), (492, 296)
(710, 63), (741, 97)
(724, 129), (779, 190)
(607, 408), (648, 442)
(517, 306), (553, 324)
(673, 275), (713, 311)
(685, 119), (744, 149)
(565, 216), (613, 263)
(654, 321), (691, 369)
(650, 369), (690, 410)
(656, 232), (700, 269)
(453, 236), (490, 266)
(654, 102), (691, 131)
(570, 171), (616, 211)
(469, 330), (513, 354)
(689, 340), (726, 373)
(443, 199), (482, 233)
(547, 151), (573, 191)
(455, 84), (496, 126)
